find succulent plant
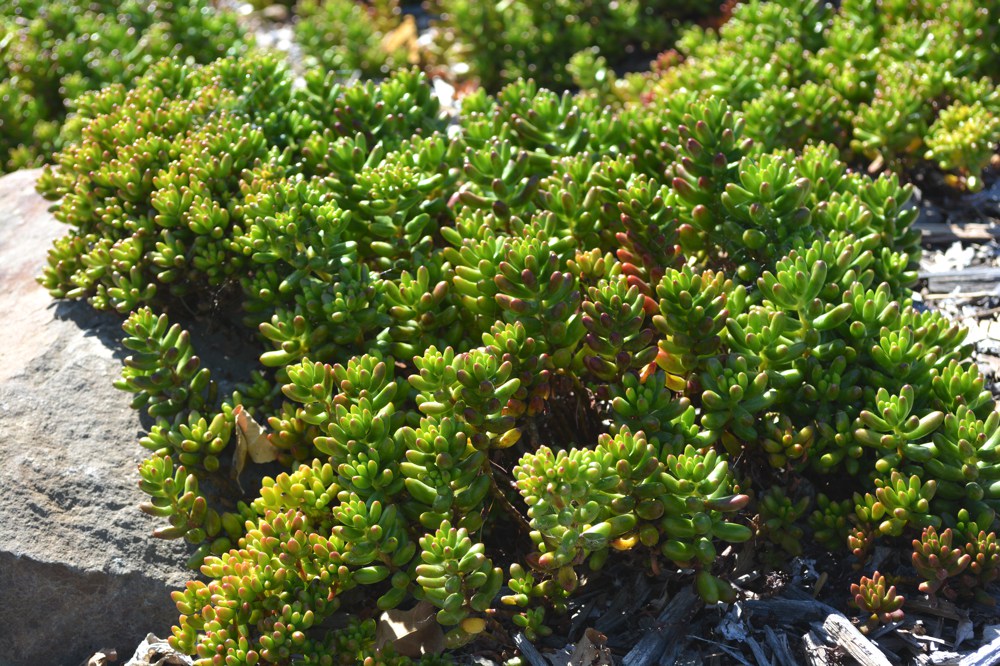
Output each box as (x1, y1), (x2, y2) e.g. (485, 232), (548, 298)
(639, 0), (1000, 191)
(115, 308), (217, 420)
(653, 266), (732, 386)
(810, 494), (856, 553)
(924, 101), (1000, 191)
(416, 523), (503, 646)
(699, 354), (778, 445)
(170, 509), (351, 661)
(579, 276), (657, 383)
(657, 444), (751, 603)
(513, 443), (631, 576)
(854, 472), (940, 538)
(399, 417), (489, 531)
(0, 0), (248, 172)
(500, 563), (555, 640)
(37, 50), (1000, 664)
(428, 0), (715, 91)
(482, 321), (551, 417)
(295, 0), (410, 79)
(955, 516), (1000, 604)
(377, 265), (463, 360)
(514, 428), (749, 604)
(757, 487), (810, 557)
(911, 526), (971, 599)
(850, 571), (905, 633)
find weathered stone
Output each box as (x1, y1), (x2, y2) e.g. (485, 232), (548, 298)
(0, 169), (192, 666)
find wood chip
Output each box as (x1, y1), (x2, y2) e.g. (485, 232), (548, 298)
(375, 601), (445, 657)
(905, 597), (970, 624)
(917, 222), (1000, 245)
(920, 291), (998, 301)
(659, 639), (685, 666)
(689, 636), (754, 666)
(513, 633), (547, 666)
(811, 614), (893, 666)
(622, 587), (700, 666)
(914, 652), (962, 666)
(567, 628), (614, 666)
(764, 625), (797, 666)
(742, 597), (840, 622)
(595, 575), (650, 633)
(81, 649), (117, 666)
(920, 267), (1000, 294)
(958, 634), (1000, 666)
(802, 630), (835, 666)
(956, 618), (976, 650)
(569, 594), (600, 639)
(744, 634), (771, 666)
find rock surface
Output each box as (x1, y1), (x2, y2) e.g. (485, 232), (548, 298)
(0, 169), (191, 666)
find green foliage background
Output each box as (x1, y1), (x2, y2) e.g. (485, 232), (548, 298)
(0, 0), (249, 173)
(629, 0), (1000, 190)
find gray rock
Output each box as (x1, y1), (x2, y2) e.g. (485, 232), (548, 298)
(0, 169), (192, 666)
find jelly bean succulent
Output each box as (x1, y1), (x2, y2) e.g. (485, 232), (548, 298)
(427, 0), (719, 91)
(38, 49), (1000, 663)
(954, 512), (1000, 604)
(850, 571), (905, 634)
(295, 0), (411, 79)
(0, 0), (248, 172)
(635, 0), (1000, 191)
(911, 526), (971, 600)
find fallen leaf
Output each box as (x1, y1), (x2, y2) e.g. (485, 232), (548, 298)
(375, 601), (446, 658)
(231, 404), (279, 488)
(565, 629), (613, 666)
(381, 15), (420, 64)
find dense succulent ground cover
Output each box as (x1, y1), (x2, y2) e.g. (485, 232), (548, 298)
(11, 0), (1000, 194)
(0, 0), (249, 173)
(426, 0), (719, 92)
(285, 0), (1000, 190)
(294, 0), (413, 79)
(2, 0), (709, 171)
(286, 0), (720, 91)
(621, 0), (1000, 191)
(34, 30), (1000, 663)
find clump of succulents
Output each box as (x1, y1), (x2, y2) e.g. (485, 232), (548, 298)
(634, 0), (1000, 190)
(295, 0), (412, 79)
(39, 47), (1000, 664)
(0, 0), (249, 173)
(850, 571), (905, 633)
(428, 0), (721, 91)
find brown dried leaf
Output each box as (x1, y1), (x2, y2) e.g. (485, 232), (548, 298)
(375, 600), (446, 658)
(563, 629), (614, 666)
(231, 405), (279, 488)
(381, 14), (420, 64)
